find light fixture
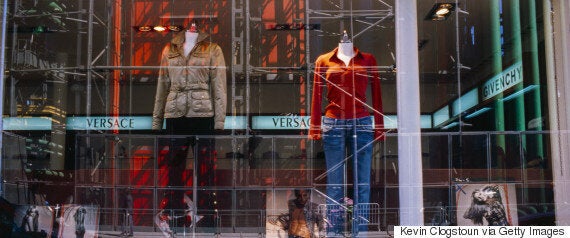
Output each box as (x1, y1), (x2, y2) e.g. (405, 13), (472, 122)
(134, 25), (184, 32)
(167, 25), (182, 32)
(137, 26), (152, 32)
(152, 25), (167, 32)
(435, 7), (450, 16)
(425, 3), (456, 21)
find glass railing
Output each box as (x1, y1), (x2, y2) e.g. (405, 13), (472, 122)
(1, 131), (556, 235)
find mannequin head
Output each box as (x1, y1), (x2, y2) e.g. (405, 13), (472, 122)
(188, 22), (198, 33)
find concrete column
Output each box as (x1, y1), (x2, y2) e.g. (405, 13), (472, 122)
(395, 0), (423, 225)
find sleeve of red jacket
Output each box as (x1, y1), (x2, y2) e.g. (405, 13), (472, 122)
(309, 58), (324, 140)
(370, 56), (385, 141)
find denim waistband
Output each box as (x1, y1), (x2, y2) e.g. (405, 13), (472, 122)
(322, 116), (373, 126)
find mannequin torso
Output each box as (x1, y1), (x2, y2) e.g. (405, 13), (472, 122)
(183, 31), (199, 57)
(337, 42), (355, 66)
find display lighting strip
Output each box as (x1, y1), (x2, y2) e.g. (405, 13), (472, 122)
(134, 25), (184, 32)
(441, 122), (459, 130)
(501, 85), (539, 102)
(465, 107), (492, 119)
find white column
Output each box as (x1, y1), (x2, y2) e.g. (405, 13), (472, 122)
(549, 0), (570, 225)
(395, 0), (424, 225)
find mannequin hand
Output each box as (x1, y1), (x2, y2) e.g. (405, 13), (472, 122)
(308, 129), (322, 140)
(214, 122), (225, 130)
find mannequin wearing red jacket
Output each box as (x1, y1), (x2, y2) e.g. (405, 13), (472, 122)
(309, 32), (384, 233)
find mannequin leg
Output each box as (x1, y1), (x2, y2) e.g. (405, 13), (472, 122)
(350, 116), (374, 232)
(322, 117), (346, 205)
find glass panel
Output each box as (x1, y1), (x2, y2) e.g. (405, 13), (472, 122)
(248, 137), (276, 186)
(451, 134), (489, 181)
(127, 188), (155, 228)
(75, 136), (113, 185)
(117, 137), (156, 187)
(1, 133), (28, 203)
(490, 133), (523, 182)
(424, 187), (452, 225)
(423, 135), (451, 186)
(156, 137), (193, 188)
(193, 189), (232, 233)
(233, 190), (266, 232)
(274, 137), (311, 187)
(382, 134), (399, 187)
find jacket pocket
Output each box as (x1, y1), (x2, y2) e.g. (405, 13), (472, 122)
(189, 52), (209, 67)
(190, 91), (213, 112)
(164, 92), (185, 115)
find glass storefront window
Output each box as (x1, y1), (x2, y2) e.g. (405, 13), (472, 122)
(1, 0), (564, 236)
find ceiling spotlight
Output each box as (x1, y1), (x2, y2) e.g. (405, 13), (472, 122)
(134, 25), (184, 32)
(425, 3), (456, 21)
(167, 25), (183, 32)
(153, 25), (167, 32)
(137, 26), (152, 32)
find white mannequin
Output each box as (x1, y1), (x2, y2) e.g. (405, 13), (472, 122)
(183, 23), (199, 56)
(337, 31), (355, 66)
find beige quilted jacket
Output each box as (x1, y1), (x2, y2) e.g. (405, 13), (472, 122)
(152, 32), (227, 130)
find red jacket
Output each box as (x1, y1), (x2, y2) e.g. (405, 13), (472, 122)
(309, 47), (385, 140)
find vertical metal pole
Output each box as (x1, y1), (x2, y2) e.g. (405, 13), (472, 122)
(0, 0), (8, 196)
(245, 0), (251, 133)
(305, 0), (313, 191)
(395, 0), (423, 225)
(455, 0), (463, 145)
(80, 0), (94, 208)
(87, 0), (94, 118)
(8, 0), (16, 117)
(231, 0), (238, 137)
(447, 134), (453, 220)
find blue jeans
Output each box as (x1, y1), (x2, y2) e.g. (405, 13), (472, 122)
(322, 116), (373, 232)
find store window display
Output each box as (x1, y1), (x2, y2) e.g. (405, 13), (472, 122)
(152, 23), (227, 228)
(309, 31), (385, 233)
